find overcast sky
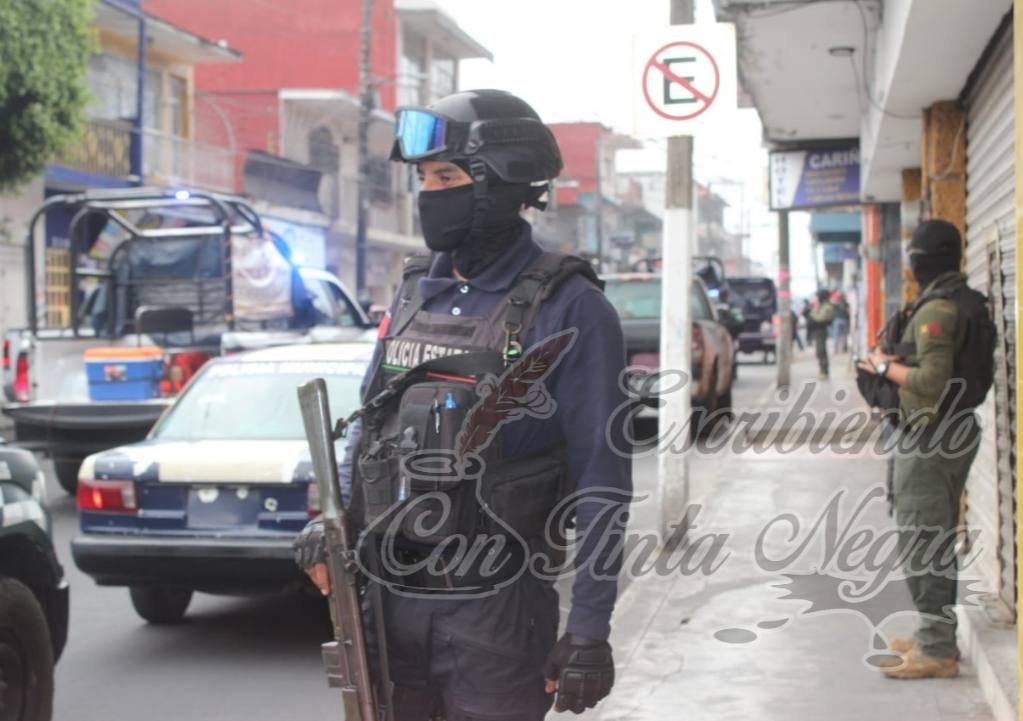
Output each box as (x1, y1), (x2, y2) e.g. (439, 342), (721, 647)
(430, 0), (820, 296)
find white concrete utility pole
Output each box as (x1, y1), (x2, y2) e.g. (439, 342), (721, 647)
(657, 0), (695, 544)
(776, 210), (792, 388)
(354, 0), (374, 302)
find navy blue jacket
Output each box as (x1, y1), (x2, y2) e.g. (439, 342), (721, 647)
(340, 223), (632, 640)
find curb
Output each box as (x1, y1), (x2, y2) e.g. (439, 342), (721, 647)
(958, 605), (1018, 721)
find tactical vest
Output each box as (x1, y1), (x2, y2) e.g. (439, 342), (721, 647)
(348, 250), (602, 592)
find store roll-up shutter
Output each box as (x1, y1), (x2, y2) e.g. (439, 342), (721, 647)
(964, 20), (1016, 618)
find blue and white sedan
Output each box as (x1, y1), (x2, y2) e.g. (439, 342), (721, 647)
(70, 342), (371, 623)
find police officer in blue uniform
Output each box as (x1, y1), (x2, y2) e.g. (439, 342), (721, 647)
(295, 89), (632, 720)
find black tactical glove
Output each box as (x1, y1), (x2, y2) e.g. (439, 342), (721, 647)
(293, 515), (326, 569)
(543, 633), (614, 714)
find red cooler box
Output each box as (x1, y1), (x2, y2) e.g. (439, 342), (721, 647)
(85, 347), (165, 401)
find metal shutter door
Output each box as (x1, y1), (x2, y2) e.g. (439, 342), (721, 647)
(964, 24), (1016, 617)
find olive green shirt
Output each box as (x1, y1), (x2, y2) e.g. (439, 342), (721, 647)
(898, 271), (965, 420)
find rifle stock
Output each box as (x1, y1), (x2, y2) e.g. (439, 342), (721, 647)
(298, 379), (378, 721)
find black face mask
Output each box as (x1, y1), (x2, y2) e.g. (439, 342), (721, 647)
(909, 252), (957, 289)
(419, 185), (475, 252)
(418, 183), (529, 277)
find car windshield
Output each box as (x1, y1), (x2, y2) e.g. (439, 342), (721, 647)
(730, 280), (777, 312)
(604, 278), (707, 322)
(604, 278), (662, 319)
(153, 360), (364, 441)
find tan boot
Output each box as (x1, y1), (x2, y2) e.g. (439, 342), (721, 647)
(873, 637), (914, 668)
(882, 648), (959, 679)
(888, 637), (914, 654)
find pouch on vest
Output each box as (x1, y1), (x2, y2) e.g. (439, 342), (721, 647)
(394, 380), (485, 545)
(479, 451), (568, 542)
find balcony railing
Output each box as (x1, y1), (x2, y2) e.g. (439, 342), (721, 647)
(142, 129), (237, 193)
(54, 120), (238, 193)
(55, 118), (133, 178)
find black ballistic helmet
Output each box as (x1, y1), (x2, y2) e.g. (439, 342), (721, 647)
(390, 89), (563, 183)
(909, 219), (962, 265)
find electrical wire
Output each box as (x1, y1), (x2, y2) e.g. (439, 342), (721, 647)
(928, 115), (966, 182)
(734, 0), (920, 120)
(850, 0), (919, 120)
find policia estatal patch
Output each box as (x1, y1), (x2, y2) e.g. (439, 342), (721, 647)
(382, 338), (467, 374)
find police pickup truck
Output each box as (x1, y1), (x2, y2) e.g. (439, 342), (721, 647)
(2, 189), (372, 495)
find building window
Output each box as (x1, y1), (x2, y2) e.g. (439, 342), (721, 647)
(399, 30), (427, 106)
(308, 126), (340, 173)
(88, 51), (138, 122)
(430, 51), (455, 102)
(143, 68), (161, 131)
(168, 76), (187, 137)
(88, 52), (186, 137)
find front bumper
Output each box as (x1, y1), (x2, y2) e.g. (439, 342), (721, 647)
(71, 534), (301, 593)
(738, 333), (775, 354)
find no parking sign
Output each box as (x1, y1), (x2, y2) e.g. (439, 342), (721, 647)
(632, 24), (737, 137)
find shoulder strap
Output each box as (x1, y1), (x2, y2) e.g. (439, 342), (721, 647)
(498, 252), (602, 362)
(907, 286), (955, 319)
(389, 252), (436, 338)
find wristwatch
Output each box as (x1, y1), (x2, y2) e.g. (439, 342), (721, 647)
(874, 360), (889, 377)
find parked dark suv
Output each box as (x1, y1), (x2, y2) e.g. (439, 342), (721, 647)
(0, 437), (69, 721)
(728, 276), (778, 361)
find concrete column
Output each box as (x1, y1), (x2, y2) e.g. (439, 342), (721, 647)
(900, 168), (922, 305)
(921, 101), (966, 240)
(861, 204), (884, 345)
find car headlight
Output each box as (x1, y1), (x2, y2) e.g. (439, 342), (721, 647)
(759, 320), (772, 334)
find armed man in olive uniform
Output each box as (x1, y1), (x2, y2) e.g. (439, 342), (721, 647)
(808, 289), (835, 379)
(858, 219), (994, 679)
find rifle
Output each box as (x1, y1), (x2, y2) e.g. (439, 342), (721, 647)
(298, 379), (393, 721)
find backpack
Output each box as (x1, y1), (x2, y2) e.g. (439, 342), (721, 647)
(934, 285), (996, 414)
(860, 285), (996, 420)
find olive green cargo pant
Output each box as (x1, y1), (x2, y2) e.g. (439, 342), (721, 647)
(812, 328), (829, 375)
(892, 416), (980, 659)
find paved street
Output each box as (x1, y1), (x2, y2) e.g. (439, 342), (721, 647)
(37, 352), (766, 720)
(40, 350), (993, 721)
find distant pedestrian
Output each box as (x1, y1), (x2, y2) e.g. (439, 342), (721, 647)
(857, 219), (995, 679)
(831, 291), (850, 354)
(808, 289), (834, 379)
(791, 308), (804, 351)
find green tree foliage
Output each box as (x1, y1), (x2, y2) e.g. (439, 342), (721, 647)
(0, 0), (94, 190)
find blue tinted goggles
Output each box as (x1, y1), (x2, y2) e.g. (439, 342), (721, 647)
(395, 108), (451, 160)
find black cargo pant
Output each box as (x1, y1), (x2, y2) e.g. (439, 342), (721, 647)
(363, 572), (559, 721)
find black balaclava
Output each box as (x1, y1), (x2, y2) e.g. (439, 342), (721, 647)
(418, 162), (545, 278)
(909, 219), (962, 289)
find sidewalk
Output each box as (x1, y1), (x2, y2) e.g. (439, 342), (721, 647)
(579, 353), (996, 721)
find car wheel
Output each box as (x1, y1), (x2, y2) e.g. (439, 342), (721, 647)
(692, 366), (719, 439)
(0, 577), (54, 721)
(129, 587), (193, 624)
(53, 457), (83, 496)
(716, 387), (734, 421)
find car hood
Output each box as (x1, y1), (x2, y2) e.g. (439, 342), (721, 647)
(79, 439), (320, 485)
(619, 318), (660, 352)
